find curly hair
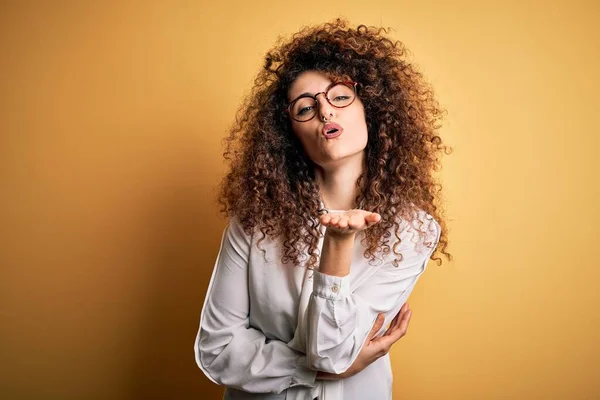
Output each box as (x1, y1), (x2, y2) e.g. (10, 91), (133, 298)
(217, 18), (453, 270)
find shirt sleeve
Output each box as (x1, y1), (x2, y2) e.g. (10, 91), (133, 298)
(305, 214), (442, 374)
(194, 217), (317, 394)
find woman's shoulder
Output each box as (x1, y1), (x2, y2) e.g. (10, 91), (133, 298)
(222, 215), (255, 251)
(391, 207), (441, 253)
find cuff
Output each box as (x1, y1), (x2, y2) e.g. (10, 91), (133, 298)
(312, 270), (350, 300)
(290, 355), (317, 388)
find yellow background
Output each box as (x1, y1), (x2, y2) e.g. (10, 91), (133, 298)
(1, 1), (598, 399)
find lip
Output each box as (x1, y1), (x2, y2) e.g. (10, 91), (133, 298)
(322, 122), (344, 139)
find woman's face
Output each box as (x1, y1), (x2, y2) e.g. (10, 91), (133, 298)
(287, 70), (368, 169)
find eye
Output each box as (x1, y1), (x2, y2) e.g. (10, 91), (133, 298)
(332, 95), (350, 102)
(297, 106), (314, 115)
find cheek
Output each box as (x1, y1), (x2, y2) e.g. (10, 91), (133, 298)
(349, 108), (368, 135)
(290, 123), (316, 151)
(348, 101), (366, 124)
(290, 121), (302, 136)
(291, 121), (316, 139)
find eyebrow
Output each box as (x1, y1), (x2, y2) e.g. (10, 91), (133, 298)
(289, 92), (313, 103)
(288, 82), (336, 104)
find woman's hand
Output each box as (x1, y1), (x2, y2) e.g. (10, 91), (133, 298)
(319, 209), (381, 238)
(316, 303), (413, 381)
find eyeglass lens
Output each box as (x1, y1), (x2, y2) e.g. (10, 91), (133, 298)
(290, 83), (355, 122)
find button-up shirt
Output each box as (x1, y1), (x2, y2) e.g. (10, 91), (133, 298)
(194, 206), (441, 400)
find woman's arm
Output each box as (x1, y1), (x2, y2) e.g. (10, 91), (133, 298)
(316, 303), (413, 380)
(318, 230), (355, 277)
(305, 211), (441, 374)
(194, 217), (316, 394)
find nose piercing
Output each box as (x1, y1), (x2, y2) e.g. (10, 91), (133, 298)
(322, 113), (333, 122)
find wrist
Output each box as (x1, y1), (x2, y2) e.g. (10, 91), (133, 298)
(316, 369), (352, 381)
(319, 233), (354, 277)
(324, 229), (356, 243)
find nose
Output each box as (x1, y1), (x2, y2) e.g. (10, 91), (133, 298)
(315, 93), (335, 121)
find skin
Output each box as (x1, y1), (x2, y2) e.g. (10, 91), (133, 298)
(287, 70), (413, 380)
(318, 303), (412, 380)
(288, 70), (368, 212)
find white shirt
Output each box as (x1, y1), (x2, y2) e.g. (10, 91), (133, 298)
(194, 205), (441, 400)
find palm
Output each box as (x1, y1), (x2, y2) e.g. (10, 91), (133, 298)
(319, 209), (381, 235)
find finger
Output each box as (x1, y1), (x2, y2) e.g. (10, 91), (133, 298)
(347, 215), (361, 230)
(367, 313), (385, 341)
(383, 304), (405, 336)
(396, 309), (412, 336)
(320, 215), (331, 225)
(383, 303), (407, 336)
(366, 213), (381, 225)
(379, 309), (412, 345)
(383, 312), (400, 337)
(393, 304), (409, 331)
(338, 215), (349, 229)
(373, 324), (404, 351)
(388, 311), (411, 343)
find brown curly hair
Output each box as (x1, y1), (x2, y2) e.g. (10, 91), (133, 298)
(217, 18), (453, 269)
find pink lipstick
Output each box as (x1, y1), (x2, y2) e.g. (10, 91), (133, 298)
(322, 122), (343, 139)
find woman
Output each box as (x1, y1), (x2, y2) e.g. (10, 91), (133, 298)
(194, 19), (451, 400)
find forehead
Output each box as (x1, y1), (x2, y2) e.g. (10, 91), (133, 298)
(288, 70), (348, 101)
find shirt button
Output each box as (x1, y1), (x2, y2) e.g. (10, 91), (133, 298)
(331, 285), (339, 293)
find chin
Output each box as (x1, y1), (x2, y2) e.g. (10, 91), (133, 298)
(317, 151), (365, 167)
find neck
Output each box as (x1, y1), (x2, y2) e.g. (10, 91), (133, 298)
(315, 152), (366, 211)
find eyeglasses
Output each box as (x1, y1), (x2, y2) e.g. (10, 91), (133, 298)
(285, 81), (358, 122)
